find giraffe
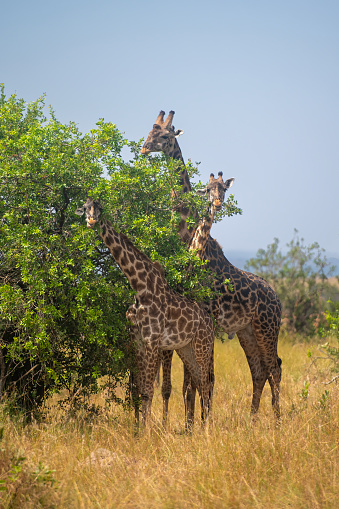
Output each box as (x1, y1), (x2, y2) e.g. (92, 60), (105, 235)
(191, 171), (235, 256)
(75, 198), (215, 428)
(141, 111), (282, 420)
(161, 171), (234, 426)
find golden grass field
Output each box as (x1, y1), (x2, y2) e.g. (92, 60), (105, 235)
(1, 334), (338, 508)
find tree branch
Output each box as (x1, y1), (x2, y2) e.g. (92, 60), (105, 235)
(323, 374), (339, 385)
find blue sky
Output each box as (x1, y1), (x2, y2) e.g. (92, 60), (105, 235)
(2, 0), (339, 259)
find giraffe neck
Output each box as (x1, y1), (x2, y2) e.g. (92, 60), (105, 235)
(99, 220), (153, 294)
(163, 140), (192, 194)
(166, 139), (184, 164)
(161, 139), (194, 243)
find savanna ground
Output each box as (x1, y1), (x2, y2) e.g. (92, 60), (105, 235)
(1, 334), (338, 509)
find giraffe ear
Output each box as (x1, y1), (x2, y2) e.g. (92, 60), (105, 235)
(75, 206), (85, 216)
(196, 187), (208, 196)
(223, 178), (235, 190)
(174, 129), (184, 138)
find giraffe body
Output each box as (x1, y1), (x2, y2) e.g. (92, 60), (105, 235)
(142, 111), (282, 420)
(75, 198), (214, 427)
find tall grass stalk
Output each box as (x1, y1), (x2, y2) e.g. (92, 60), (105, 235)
(1, 335), (338, 508)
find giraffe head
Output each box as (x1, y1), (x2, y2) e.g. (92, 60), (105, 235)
(75, 198), (102, 227)
(197, 173), (234, 214)
(141, 110), (184, 156)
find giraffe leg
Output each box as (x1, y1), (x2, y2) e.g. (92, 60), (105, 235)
(237, 326), (267, 416)
(251, 316), (282, 420)
(126, 324), (144, 428)
(183, 365), (196, 431)
(207, 351), (215, 420)
(267, 358), (282, 421)
(140, 342), (162, 427)
(154, 359), (161, 387)
(130, 372), (140, 427)
(176, 348), (196, 430)
(177, 330), (214, 429)
(161, 350), (174, 428)
(199, 383), (211, 424)
(199, 345), (215, 426)
(129, 327), (159, 428)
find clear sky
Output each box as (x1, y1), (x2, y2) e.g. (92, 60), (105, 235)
(2, 0), (339, 258)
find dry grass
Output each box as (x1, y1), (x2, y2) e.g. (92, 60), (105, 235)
(1, 335), (338, 508)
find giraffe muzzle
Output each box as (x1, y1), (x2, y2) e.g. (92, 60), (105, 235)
(87, 218), (97, 227)
(214, 200), (222, 211)
(141, 147), (151, 155)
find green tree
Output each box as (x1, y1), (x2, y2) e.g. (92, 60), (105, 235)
(0, 86), (241, 414)
(245, 230), (338, 335)
(0, 87), (130, 412)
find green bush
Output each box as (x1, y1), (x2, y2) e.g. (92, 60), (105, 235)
(245, 231), (339, 336)
(321, 301), (339, 378)
(0, 86), (241, 414)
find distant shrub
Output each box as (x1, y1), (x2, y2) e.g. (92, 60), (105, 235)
(321, 301), (339, 380)
(245, 230), (339, 336)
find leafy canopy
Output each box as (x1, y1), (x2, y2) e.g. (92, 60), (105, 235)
(0, 85), (241, 412)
